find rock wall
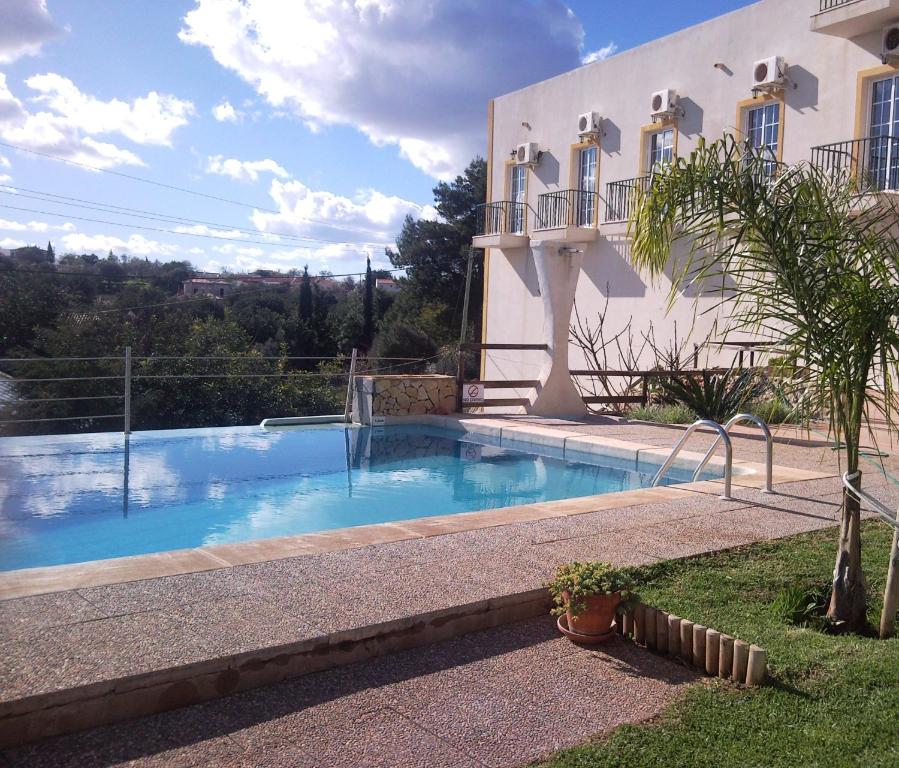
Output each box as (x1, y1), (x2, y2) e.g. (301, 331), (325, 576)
(352, 375), (457, 424)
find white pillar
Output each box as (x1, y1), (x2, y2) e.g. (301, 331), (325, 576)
(529, 240), (586, 417)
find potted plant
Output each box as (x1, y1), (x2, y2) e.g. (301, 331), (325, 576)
(547, 561), (636, 644)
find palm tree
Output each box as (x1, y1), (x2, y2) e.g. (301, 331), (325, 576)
(629, 135), (899, 632)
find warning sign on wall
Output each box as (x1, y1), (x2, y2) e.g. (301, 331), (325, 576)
(463, 383), (485, 403)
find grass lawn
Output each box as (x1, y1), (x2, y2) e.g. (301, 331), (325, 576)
(538, 521), (899, 768)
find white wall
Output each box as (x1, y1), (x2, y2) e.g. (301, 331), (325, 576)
(482, 0), (888, 390)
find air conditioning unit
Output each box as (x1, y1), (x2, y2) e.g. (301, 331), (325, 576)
(577, 111), (602, 137)
(650, 89), (680, 120)
(752, 56), (786, 91)
(883, 24), (899, 63)
(515, 142), (540, 166)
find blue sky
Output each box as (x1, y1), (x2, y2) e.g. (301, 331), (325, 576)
(0, 0), (753, 275)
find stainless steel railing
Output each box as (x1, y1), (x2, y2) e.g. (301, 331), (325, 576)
(0, 350), (436, 435)
(690, 413), (773, 493)
(651, 419), (734, 499)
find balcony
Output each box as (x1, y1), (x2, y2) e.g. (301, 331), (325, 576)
(532, 189), (599, 243)
(811, 135), (899, 193)
(472, 201), (529, 249)
(811, 0), (899, 38)
(603, 176), (651, 224)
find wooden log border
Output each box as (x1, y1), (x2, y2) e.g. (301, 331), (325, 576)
(623, 602), (768, 687)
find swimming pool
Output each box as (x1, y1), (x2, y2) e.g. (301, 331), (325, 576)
(0, 424), (717, 571)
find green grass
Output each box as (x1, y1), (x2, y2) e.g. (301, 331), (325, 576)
(537, 522), (899, 768)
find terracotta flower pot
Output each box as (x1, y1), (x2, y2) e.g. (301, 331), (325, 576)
(564, 590), (622, 637)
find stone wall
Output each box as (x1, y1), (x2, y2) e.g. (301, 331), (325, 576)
(352, 375), (457, 424)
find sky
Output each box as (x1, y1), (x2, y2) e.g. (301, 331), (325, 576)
(0, 0), (754, 276)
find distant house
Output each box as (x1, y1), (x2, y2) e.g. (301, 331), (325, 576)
(375, 278), (400, 294)
(182, 278), (236, 298)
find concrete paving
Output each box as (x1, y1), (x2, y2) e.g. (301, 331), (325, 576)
(0, 616), (697, 768)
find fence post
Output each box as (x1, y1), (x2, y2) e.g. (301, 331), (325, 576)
(456, 346), (466, 413)
(123, 346), (131, 436)
(641, 374), (649, 407)
(344, 348), (358, 424)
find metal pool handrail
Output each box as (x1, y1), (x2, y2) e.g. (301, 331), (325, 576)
(651, 419), (733, 500)
(691, 414), (773, 493)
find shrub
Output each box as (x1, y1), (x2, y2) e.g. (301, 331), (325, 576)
(656, 369), (767, 423)
(546, 561), (637, 618)
(629, 403), (696, 424)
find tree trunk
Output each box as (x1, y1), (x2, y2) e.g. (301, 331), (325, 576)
(879, 522), (899, 639)
(827, 470), (867, 631)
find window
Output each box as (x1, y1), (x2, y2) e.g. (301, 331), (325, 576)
(647, 128), (674, 172)
(867, 75), (899, 190)
(509, 164), (526, 233)
(576, 145), (597, 226)
(746, 102), (780, 177)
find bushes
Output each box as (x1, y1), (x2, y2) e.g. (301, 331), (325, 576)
(629, 404), (696, 425)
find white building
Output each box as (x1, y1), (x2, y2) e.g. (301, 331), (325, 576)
(474, 0), (899, 415)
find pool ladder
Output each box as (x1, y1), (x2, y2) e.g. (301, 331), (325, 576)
(650, 414), (774, 500)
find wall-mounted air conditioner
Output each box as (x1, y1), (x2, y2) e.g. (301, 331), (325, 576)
(577, 111), (602, 138)
(650, 89), (680, 121)
(515, 142), (540, 166)
(752, 56), (786, 92)
(883, 24), (899, 63)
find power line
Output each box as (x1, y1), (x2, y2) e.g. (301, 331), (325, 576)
(0, 202), (387, 250)
(0, 140), (282, 214)
(0, 140), (423, 236)
(0, 185), (391, 241)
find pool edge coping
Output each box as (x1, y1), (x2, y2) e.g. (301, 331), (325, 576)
(0, 415), (834, 601)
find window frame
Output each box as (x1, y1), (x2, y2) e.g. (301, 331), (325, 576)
(735, 94), (785, 171)
(639, 120), (679, 177)
(573, 142), (599, 228)
(504, 159), (528, 234)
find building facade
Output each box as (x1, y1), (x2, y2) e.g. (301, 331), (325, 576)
(475, 0), (899, 415)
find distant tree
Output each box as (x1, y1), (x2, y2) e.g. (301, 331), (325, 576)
(299, 266), (313, 322)
(46, 241), (54, 262)
(362, 257), (374, 349)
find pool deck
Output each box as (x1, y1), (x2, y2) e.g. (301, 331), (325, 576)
(1, 415), (897, 764)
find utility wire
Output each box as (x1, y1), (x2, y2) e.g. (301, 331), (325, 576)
(0, 202), (387, 250)
(0, 140), (284, 214)
(0, 140), (425, 237)
(0, 185), (391, 241)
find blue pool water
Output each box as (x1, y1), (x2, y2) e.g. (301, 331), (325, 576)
(0, 424), (713, 571)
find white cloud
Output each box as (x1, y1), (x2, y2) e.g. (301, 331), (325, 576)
(205, 155), (288, 183)
(0, 237), (26, 249)
(212, 100), (241, 122)
(0, 0), (62, 64)
(0, 174), (10, 184)
(0, 218), (49, 232)
(26, 73), (194, 146)
(0, 217), (74, 233)
(0, 72), (192, 170)
(61, 232), (181, 257)
(0, 154), (9, 168)
(252, 179), (427, 244)
(582, 42), (618, 65)
(179, 0), (585, 179)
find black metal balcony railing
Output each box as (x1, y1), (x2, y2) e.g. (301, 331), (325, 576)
(535, 189), (598, 230)
(811, 135), (899, 193)
(474, 201), (527, 237)
(604, 175), (651, 223)
(819, 0), (855, 10)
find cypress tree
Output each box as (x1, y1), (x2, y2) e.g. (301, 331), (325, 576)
(299, 266), (313, 322)
(362, 256), (374, 348)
